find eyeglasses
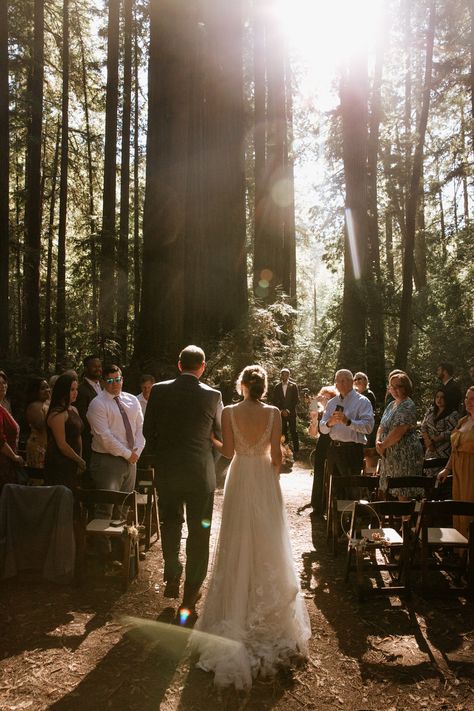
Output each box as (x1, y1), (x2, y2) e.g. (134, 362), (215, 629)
(105, 376), (122, 384)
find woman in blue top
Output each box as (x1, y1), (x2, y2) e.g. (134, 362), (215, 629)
(376, 372), (424, 498)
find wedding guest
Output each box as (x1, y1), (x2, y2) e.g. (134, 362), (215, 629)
(271, 368), (300, 457)
(0, 372), (24, 491)
(309, 385), (338, 515)
(137, 374), (155, 415)
(376, 372), (424, 499)
(0, 370), (12, 413)
(437, 387), (474, 538)
(436, 361), (463, 413)
(45, 372), (85, 490)
(75, 355), (102, 467)
(25, 377), (51, 480)
(353, 372), (376, 411)
(421, 389), (458, 468)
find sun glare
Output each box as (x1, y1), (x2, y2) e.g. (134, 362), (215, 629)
(276, 0), (382, 106)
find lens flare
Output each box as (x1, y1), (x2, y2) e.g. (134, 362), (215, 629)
(179, 608), (191, 625)
(261, 268), (273, 282)
(201, 518), (211, 529)
(345, 207), (361, 280)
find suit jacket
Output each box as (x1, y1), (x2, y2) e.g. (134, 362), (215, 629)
(272, 381), (299, 415)
(442, 378), (463, 413)
(143, 374), (223, 494)
(76, 379), (100, 463)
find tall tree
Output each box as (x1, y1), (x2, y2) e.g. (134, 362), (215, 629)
(338, 42), (369, 371)
(0, 0), (9, 356)
(133, 9), (141, 341)
(395, 0), (436, 369)
(44, 121), (61, 373)
(22, 0), (44, 360)
(117, 0), (133, 360)
(197, 0), (247, 338)
(136, 0), (196, 365)
(366, 20), (386, 399)
(55, 0), (69, 369)
(99, 0), (120, 347)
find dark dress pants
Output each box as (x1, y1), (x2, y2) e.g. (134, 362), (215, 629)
(310, 432), (331, 513)
(158, 485), (214, 601)
(282, 413), (299, 453)
(327, 442), (364, 499)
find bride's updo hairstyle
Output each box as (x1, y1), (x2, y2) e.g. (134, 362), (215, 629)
(237, 365), (267, 401)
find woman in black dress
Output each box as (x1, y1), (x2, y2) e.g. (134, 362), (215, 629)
(45, 372), (85, 489)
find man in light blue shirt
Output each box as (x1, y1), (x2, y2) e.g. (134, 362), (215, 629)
(320, 369), (374, 477)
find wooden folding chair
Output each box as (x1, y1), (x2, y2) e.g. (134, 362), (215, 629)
(135, 465), (160, 550)
(326, 474), (380, 555)
(345, 500), (416, 601)
(413, 499), (474, 595)
(384, 475), (436, 502)
(76, 489), (140, 591)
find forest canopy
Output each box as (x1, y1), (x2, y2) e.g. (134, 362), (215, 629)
(0, 0), (472, 402)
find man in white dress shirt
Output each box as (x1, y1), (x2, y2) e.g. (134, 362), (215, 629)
(137, 374), (155, 415)
(87, 364), (145, 521)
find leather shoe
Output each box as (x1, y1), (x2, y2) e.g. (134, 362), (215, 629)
(163, 578), (181, 598)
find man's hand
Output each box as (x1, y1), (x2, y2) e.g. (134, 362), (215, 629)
(128, 448), (139, 464)
(281, 409), (289, 417)
(328, 410), (344, 427)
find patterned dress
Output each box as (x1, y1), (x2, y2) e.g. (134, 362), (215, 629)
(379, 398), (424, 496)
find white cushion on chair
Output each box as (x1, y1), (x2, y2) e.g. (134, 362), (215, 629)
(86, 519), (125, 535)
(427, 527), (468, 545)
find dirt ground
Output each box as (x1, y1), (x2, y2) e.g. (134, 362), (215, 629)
(1, 464), (474, 711)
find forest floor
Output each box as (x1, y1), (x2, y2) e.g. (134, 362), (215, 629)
(1, 463), (474, 711)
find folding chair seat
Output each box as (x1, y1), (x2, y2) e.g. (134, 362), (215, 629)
(345, 500), (416, 600)
(135, 465), (160, 550)
(326, 474), (380, 555)
(413, 499), (474, 595)
(76, 489), (139, 591)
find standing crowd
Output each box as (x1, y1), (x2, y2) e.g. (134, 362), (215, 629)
(0, 353), (473, 689)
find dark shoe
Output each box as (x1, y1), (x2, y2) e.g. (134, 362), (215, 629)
(174, 606), (198, 628)
(164, 578), (181, 598)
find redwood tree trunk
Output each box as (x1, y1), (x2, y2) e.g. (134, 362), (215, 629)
(55, 0), (69, 370)
(395, 0), (435, 369)
(0, 0), (9, 356)
(117, 0), (133, 360)
(99, 0), (120, 347)
(338, 45), (369, 371)
(22, 0), (44, 360)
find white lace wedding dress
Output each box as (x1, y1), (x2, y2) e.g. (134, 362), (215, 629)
(190, 408), (311, 690)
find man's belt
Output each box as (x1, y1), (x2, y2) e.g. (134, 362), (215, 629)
(330, 440), (362, 447)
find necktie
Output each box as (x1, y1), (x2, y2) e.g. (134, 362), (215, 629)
(114, 396), (135, 450)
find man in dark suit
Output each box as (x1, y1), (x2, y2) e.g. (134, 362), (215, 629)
(436, 361), (463, 413)
(272, 367), (300, 455)
(75, 355), (102, 467)
(143, 345), (223, 622)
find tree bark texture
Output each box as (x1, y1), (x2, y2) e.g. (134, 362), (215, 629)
(338, 46), (369, 372)
(55, 0), (69, 370)
(0, 0), (9, 356)
(117, 0), (133, 361)
(99, 0), (120, 345)
(22, 0), (44, 360)
(395, 0), (435, 369)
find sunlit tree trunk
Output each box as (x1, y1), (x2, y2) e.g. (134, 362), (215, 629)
(338, 44), (369, 371)
(0, 0), (9, 356)
(99, 0), (120, 348)
(117, 0), (133, 361)
(133, 11), (141, 341)
(366, 22), (385, 400)
(77, 8), (98, 341)
(44, 121), (60, 373)
(395, 0), (435, 369)
(55, 0), (69, 370)
(136, 0), (195, 365)
(22, 0), (44, 361)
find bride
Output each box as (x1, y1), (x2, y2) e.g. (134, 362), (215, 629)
(190, 365), (311, 690)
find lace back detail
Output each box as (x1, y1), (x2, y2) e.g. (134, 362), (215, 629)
(230, 407), (275, 456)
